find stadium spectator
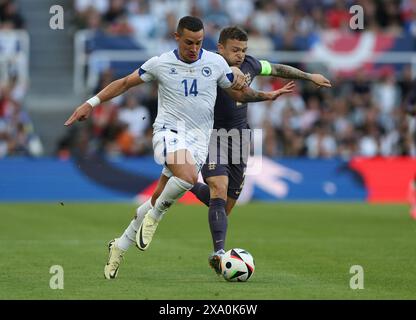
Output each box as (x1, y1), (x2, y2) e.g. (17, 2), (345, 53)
(204, 0), (230, 29)
(252, 1), (285, 35)
(117, 94), (150, 138)
(372, 68), (401, 116)
(0, 0), (24, 29)
(224, 0), (253, 25)
(103, 0), (126, 24)
(127, 0), (158, 41)
(305, 122), (337, 158)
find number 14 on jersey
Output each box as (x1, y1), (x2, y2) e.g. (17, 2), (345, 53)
(181, 79), (198, 97)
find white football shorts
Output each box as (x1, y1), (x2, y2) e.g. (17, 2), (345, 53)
(152, 128), (209, 178)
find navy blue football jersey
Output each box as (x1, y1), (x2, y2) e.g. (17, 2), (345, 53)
(214, 55), (262, 130)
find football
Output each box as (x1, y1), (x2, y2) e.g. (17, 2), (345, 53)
(221, 248), (255, 282)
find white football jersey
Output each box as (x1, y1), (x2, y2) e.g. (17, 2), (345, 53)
(138, 49), (233, 142)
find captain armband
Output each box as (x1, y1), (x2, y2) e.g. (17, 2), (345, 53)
(259, 60), (272, 76)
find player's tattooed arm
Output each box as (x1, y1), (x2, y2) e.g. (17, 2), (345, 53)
(271, 64), (311, 80)
(269, 63), (332, 88)
(225, 81), (295, 103)
(238, 86), (275, 103)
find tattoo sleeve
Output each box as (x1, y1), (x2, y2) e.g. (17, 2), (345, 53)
(238, 86), (270, 103)
(271, 63), (311, 80)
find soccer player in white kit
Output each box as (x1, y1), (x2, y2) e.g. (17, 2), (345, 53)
(64, 16), (294, 279)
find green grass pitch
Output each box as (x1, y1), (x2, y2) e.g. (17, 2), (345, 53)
(0, 202), (415, 299)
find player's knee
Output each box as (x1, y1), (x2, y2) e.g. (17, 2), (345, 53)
(209, 181), (228, 199)
(185, 176), (198, 186)
(177, 173), (197, 186)
(170, 165), (197, 185)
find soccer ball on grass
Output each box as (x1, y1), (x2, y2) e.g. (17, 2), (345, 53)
(221, 248), (255, 282)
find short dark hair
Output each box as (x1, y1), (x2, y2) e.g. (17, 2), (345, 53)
(219, 26), (248, 44)
(177, 16), (204, 35)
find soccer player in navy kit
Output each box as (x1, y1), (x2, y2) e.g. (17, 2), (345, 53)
(189, 27), (332, 274)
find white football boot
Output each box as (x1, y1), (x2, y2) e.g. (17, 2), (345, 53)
(104, 239), (125, 279)
(136, 211), (160, 251)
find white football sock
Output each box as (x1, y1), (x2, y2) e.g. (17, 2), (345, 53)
(149, 176), (193, 222)
(117, 199), (152, 251)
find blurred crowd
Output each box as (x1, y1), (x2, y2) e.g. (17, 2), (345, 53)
(73, 0), (416, 51)
(0, 0), (43, 157)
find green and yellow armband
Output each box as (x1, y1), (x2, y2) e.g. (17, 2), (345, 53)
(259, 60), (272, 76)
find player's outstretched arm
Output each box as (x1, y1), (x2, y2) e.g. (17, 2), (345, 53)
(264, 62), (332, 88)
(64, 69), (145, 126)
(224, 81), (295, 103)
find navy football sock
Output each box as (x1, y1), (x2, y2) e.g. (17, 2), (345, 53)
(190, 182), (210, 207)
(208, 198), (227, 252)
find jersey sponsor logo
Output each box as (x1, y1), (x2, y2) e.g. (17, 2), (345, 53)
(169, 67), (178, 75)
(201, 66), (212, 77)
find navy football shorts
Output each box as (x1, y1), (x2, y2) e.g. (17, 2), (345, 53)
(201, 130), (250, 199)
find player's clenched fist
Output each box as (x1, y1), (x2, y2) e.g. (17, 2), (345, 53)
(230, 66), (246, 90)
(64, 103), (93, 126)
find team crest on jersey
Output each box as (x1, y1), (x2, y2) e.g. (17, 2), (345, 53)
(201, 66), (212, 77)
(208, 161), (216, 170)
(169, 67), (178, 75)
